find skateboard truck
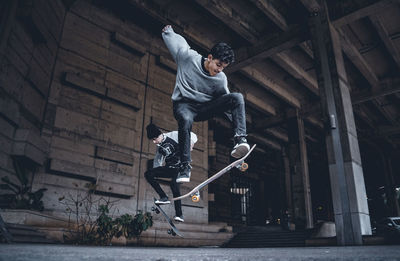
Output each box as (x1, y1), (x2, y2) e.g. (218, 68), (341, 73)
(167, 229), (177, 236)
(236, 161), (248, 172)
(191, 191), (200, 202)
(152, 198), (183, 237)
(151, 206), (160, 214)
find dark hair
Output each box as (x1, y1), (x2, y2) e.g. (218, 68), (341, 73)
(210, 42), (235, 64)
(146, 123), (162, 139)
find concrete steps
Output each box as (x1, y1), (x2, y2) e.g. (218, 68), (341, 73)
(224, 226), (309, 248)
(4, 223), (54, 244)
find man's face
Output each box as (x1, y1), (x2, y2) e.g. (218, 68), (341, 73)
(207, 55), (229, 76)
(152, 134), (163, 144)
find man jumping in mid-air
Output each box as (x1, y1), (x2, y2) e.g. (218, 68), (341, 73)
(145, 123), (197, 222)
(162, 25), (249, 183)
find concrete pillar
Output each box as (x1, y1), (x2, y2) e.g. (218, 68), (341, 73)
(286, 110), (313, 229)
(382, 150), (400, 216)
(282, 148), (293, 215)
(309, 3), (371, 245)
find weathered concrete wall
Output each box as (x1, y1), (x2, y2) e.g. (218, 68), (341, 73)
(0, 0), (64, 188)
(1, 0), (209, 228)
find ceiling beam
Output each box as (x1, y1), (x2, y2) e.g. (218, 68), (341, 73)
(254, 76), (400, 130)
(249, 0), (288, 30)
(338, 28), (398, 124)
(246, 91), (277, 116)
(248, 0), (318, 91)
(249, 0), (314, 57)
(338, 29), (380, 88)
(329, 0), (397, 28)
(226, 25), (308, 73)
(247, 133), (282, 150)
(271, 52), (319, 95)
(370, 14), (400, 71)
(194, 0), (320, 113)
(352, 78), (400, 104)
(266, 128), (289, 143)
(241, 67), (302, 108)
(128, 0), (211, 50)
(194, 0), (259, 43)
(254, 103), (320, 130)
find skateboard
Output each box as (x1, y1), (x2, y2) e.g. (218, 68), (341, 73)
(151, 198), (183, 237)
(172, 144), (256, 203)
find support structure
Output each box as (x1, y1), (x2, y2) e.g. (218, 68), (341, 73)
(309, 3), (372, 245)
(286, 109), (313, 229)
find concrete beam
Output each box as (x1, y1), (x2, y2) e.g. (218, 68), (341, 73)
(226, 25), (307, 73)
(339, 29), (379, 88)
(329, 0), (397, 28)
(128, 0), (211, 50)
(370, 15), (400, 71)
(194, 0), (258, 43)
(271, 52), (319, 95)
(241, 67), (302, 108)
(352, 78), (400, 104)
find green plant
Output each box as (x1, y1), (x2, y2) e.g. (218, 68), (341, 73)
(0, 158), (47, 211)
(115, 211), (153, 239)
(59, 183), (153, 245)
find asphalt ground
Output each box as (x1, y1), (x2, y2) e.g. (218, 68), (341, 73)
(0, 244), (400, 261)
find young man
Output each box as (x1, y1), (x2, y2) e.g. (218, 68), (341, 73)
(162, 25), (250, 183)
(144, 123), (197, 222)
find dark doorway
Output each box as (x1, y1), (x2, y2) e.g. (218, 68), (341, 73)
(230, 173), (259, 225)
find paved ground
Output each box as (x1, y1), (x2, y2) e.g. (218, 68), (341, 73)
(0, 244), (400, 261)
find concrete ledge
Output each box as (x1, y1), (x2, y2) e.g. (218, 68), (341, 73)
(0, 209), (234, 247)
(306, 235), (386, 246)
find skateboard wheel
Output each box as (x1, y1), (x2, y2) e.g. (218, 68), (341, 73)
(167, 229), (172, 234)
(191, 195), (200, 202)
(155, 208), (160, 214)
(172, 231), (177, 236)
(151, 206), (156, 211)
(240, 162), (248, 171)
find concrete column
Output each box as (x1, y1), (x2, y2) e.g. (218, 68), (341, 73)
(287, 110), (313, 229)
(282, 148), (293, 215)
(383, 151), (400, 216)
(309, 3), (371, 245)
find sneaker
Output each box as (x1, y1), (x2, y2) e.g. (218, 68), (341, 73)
(155, 196), (170, 205)
(231, 136), (250, 158)
(176, 163), (191, 183)
(174, 215), (184, 222)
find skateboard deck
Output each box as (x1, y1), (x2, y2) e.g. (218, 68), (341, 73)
(172, 144), (256, 203)
(152, 198), (183, 237)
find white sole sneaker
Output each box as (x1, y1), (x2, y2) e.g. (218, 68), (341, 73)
(176, 176), (190, 183)
(174, 217), (184, 222)
(231, 143), (250, 158)
(155, 200), (170, 205)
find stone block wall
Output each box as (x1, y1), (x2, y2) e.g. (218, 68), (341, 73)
(1, 0), (209, 225)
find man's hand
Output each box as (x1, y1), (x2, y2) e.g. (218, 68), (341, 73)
(162, 25), (172, 32)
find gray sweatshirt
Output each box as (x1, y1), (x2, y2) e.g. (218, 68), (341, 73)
(162, 26), (230, 103)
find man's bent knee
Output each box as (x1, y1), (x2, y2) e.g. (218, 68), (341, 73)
(230, 93), (244, 105)
(178, 115), (193, 129)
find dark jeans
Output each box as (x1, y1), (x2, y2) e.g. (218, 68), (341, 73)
(173, 93), (246, 163)
(144, 166), (182, 216)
